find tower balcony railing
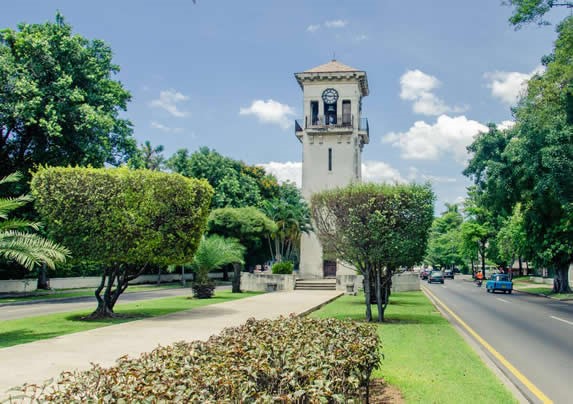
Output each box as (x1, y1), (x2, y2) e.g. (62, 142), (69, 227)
(294, 115), (369, 138)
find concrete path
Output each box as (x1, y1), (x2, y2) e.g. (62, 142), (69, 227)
(0, 290), (342, 399)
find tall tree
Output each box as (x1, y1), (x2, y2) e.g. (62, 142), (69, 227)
(166, 147), (279, 209)
(505, 0), (573, 28)
(207, 207), (277, 291)
(0, 172), (69, 271)
(0, 13), (135, 179)
(425, 204), (464, 270)
(31, 167), (213, 318)
(312, 183), (434, 322)
(128, 141), (165, 171)
(262, 182), (312, 265)
(506, 17), (573, 292)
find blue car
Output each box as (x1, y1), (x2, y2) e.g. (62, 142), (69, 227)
(486, 273), (513, 294)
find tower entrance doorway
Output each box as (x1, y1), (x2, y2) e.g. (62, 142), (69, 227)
(323, 260), (337, 278)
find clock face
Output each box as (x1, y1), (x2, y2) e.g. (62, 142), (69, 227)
(322, 88), (339, 105)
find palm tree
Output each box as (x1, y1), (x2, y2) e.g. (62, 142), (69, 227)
(190, 235), (245, 298)
(0, 172), (69, 270)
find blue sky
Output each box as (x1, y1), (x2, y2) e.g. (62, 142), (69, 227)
(2, 1), (569, 212)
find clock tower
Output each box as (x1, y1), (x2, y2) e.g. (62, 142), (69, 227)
(294, 60), (369, 279)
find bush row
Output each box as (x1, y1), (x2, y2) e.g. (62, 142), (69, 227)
(16, 316), (381, 402)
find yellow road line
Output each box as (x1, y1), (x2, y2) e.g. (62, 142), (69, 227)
(423, 286), (553, 404)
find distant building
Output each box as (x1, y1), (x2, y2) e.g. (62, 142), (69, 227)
(294, 60), (369, 279)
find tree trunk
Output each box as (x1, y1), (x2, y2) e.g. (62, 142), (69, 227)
(156, 266), (161, 285)
(363, 267), (372, 322)
(232, 263), (242, 293)
(222, 265), (229, 282)
(37, 264), (50, 290)
(518, 256), (523, 276)
(181, 265), (186, 287)
(552, 263), (572, 294)
(375, 267), (383, 322)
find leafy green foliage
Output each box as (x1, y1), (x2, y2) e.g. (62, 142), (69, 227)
(0, 172), (69, 270)
(262, 182), (312, 265)
(17, 316), (381, 402)
(271, 261), (293, 274)
(190, 235), (245, 285)
(0, 13), (136, 179)
(425, 204), (464, 270)
(505, 0), (572, 28)
(207, 206), (277, 267)
(127, 141), (165, 170)
(166, 147), (280, 209)
(30, 167), (213, 315)
(312, 183), (434, 322)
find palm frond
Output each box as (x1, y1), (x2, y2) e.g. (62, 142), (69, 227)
(0, 218), (41, 232)
(0, 195), (34, 219)
(0, 231), (70, 270)
(0, 172), (23, 186)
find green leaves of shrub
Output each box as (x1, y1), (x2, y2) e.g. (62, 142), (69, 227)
(271, 261), (294, 274)
(16, 316), (381, 402)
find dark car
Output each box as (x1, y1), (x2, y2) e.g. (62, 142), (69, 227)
(486, 273), (513, 294)
(443, 269), (454, 279)
(427, 270), (444, 284)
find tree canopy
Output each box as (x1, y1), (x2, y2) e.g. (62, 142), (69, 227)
(312, 183), (434, 322)
(0, 13), (136, 179)
(505, 0), (573, 28)
(31, 167), (213, 317)
(166, 147), (280, 209)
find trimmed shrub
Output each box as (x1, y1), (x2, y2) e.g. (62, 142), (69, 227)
(271, 261), (294, 274)
(15, 316), (381, 402)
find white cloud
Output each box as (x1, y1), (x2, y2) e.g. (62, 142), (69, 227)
(497, 120), (515, 131)
(382, 115), (488, 163)
(150, 90), (189, 117)
(400, 70), (466, 116)
(258, 161), (302, 187)
(258, 160), (407, 187)
(354, 34), (368, 42)
(324, 19), (348, 28)
(150, 121), (183, 133)
(306, 24), (320, 32)
(362, 161), (405, 183)
(239, 99), (295, 129)
(484, 67), (543, 105)
(420, 174), (457, 183)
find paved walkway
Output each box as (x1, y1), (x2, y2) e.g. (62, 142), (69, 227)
(0, 290), (342, 399)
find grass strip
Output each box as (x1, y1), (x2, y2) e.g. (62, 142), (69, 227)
(0, 290), (260, 348)
(513, 280), (573, 300)
(311, 291), (516, 403)
(0, 283), (187, 303)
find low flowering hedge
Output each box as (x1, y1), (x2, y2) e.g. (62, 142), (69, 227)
(15, 316), (381, 402)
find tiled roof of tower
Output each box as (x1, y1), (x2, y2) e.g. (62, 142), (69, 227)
(304, 60), (362, 73)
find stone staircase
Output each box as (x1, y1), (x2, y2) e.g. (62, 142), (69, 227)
(295, 278), (337, 291)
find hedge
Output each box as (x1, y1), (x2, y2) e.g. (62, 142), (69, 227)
(16, 316), (381, 402)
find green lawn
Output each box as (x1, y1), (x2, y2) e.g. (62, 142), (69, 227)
(311, 292), (517, 403)
(512, 279), (573, 300)
(0, 290), (260, 348)
(0, 282), (187, 304)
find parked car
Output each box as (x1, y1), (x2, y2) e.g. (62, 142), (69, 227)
(443, 269), (454, 279)
(427, 270), (444, 284)
(486, 273), (513, 294)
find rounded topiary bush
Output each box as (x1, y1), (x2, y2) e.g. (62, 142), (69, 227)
(271, 261), (293, 274)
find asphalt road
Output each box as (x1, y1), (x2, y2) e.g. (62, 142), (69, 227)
(423, 277), (573, 404)
(0, 286), (225, 321)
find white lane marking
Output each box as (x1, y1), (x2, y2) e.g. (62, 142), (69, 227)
(441, 285), (447, 288)
(551, 316), (573, 326)
(496, 298), (510, 303)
